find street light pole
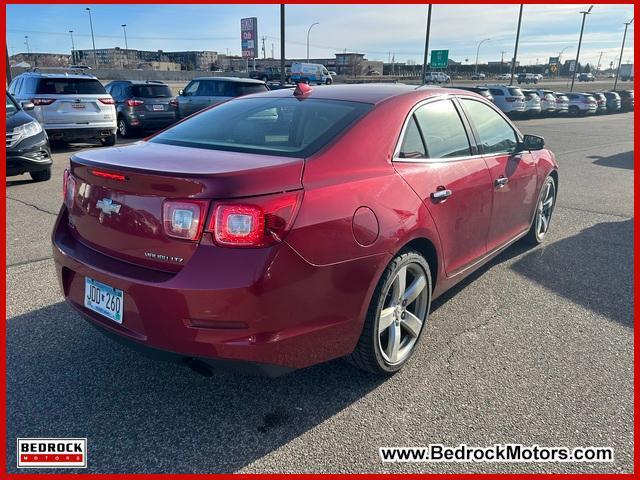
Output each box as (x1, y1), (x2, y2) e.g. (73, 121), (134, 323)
(280, 4), (285, 85)
(421, 4), (433, 84)
(306, 22), (319, 62)
(474, 37), (490, 74)
(613, 18), (633, 91)
(69, 30), (76, 63)
(24, 36), (30, 55)
(121, 24), (128, 67)
(509, 4), (523, 85)
(86, 7), (98, 67)
(570, 5), (593, 93)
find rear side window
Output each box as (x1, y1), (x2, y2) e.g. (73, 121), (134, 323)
(399, 117), (426, 159)
(36, 78), (106, 95)
(235, 83), (269, 96)
(414, 100), (471, 159)
(461, 99), (518, 155)
(150, 97), (372, 158)
(130, 85), (172, 98)
(489, 88), (503, 96)
(507, 87), (524, 97)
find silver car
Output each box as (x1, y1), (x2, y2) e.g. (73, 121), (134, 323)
(176, 77), (268, 118)
(8, 71), (117, 146)
(535, 89), (558, 114)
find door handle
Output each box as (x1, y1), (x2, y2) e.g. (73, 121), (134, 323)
(431, 188), (452, 201)
(495, 177), (509, 188)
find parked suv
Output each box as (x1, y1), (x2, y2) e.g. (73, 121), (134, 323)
(176, 77), (268, 118)
(602, 91), (622, 113)
(517, 73), (538, 84)
(485, 85), (526, 115)
(8, 71), (117, 146)
(565, 93), (597, 115)
(522, 90), (542, 115)
(553, 92), (569, 115)
(614, 90), (634, 111)
(105, 80), (178, 137)
(578, 72), (595, 82)
(534, 89), (557, 114)
(587, 92), (607, 114)
(424, 72), (451, 84)
(249, 66), (283, 82)
(6, 91), (52, 182)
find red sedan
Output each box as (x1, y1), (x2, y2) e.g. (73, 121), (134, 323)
(52, 84), (558, 376)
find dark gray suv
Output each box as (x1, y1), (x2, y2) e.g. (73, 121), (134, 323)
(176, 77), (268, 118)
(105, 80), (178, 137)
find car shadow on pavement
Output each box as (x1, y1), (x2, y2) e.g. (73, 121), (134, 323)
(431, 219), (633, 328)
(6, 302), (384, 473)
(589, 151), (634, 170)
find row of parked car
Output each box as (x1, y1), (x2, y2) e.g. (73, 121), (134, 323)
(450, 84), (634, 117)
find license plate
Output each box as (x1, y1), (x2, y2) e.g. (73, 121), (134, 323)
(152, 104), (164, 111)
(84, 277), (124, 324)
(71, 103), (85, 109)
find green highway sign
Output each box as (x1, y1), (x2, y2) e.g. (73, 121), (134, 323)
(430, 49), (449, 69)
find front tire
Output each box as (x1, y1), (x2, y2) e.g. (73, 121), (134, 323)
(325, 78), (333, 85)
(30, 168), (51, 182)
(524, 175), (556, 245)
(346, 250), (432, 375)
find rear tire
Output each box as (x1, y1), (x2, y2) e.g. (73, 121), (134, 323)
(346, 250), (432, 375)
(30, 168), (51, 182)
(569, 106), (579, 116)
(117, 117), (130, 138)
(100, 133), (117, 147)
(524, 175), (556, 245)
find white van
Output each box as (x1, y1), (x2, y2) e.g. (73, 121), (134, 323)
(289, 63), (333, 85)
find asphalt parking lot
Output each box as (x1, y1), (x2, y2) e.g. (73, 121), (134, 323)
(6, 112), (633, 473)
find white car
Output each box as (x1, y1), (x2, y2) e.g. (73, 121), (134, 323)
(484, 84), (526, 115)
(496, 73), (512, 81)
(424, 71), (450, 84)
(565, 93), (597, 115)
(522, 90), (542, 115)
(535, 89), (558, 113)
(8, 71), (117, 146)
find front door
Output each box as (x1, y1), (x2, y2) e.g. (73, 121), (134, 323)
(459, 98), (538, 251)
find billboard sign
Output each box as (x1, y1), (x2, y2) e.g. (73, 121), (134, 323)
(430, 49), (449, 69)
(241, 17), (258, 59)
(548, 56), (559, 65)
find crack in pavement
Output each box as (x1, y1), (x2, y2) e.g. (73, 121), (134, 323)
(7, 196), (58, 216)
(7, 256), (54, 269)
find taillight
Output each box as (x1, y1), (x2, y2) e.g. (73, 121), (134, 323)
(162, 200), (209, 241)
(98, 97), (115, 105)
(169, 98), (178, 108)
(32, 98), (55, 106)
(209, 191), (303, 247)
(126, 99), (144, 107)
(63, 169), (76, 209)
(506, 97), (518, 102)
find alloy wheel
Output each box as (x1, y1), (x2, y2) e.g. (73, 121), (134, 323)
(377, 263), (429, 365)
(536, 179), (555, 239)
(118, 119), (127, 137)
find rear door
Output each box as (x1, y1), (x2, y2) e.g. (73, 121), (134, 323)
(459, 98), (537, 251)
(393, 98), (493, 276)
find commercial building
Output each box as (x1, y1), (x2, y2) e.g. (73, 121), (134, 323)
(71, 48), (219, 71)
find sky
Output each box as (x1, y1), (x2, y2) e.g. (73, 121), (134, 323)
(6, 4), (635, 68)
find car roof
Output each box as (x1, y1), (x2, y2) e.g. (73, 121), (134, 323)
(17, 71), (97, 80)
(242, 83), (477, 105)
(192, 76), (265, 84)
(110, 80), (169, 86)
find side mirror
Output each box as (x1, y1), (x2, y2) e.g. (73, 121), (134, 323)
(21, 101), (35, 111)
(519, 134), (545, 151)
(178, 89), (185, 96)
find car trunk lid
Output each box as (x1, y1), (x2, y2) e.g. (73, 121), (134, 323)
(66, 141), (303, 272)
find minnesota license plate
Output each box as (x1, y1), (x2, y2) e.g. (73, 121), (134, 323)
(84, 277), (124, 324)
(152, 104), (164, 111)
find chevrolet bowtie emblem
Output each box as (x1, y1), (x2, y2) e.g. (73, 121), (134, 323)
(96, 198), (122, 215)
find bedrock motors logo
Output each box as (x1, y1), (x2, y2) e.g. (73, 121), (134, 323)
(17, 438), (87, 468)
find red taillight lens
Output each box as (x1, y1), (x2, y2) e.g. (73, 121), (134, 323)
(32, 98), (55, 106)
(162, 200), (209, 241)
(126, 99), (144, 107)
(63, 169), (76, 209)
(98, 97), (115, 105)
(169, 98), (178, 108)
(209, 191), (303, 248)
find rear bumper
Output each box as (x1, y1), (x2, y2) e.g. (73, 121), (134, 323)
(124, 111), (177, 130)
(52, 207), (383, 372)
(46, 126), (117, 141)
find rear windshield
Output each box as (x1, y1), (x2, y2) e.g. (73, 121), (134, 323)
(508, 87), (524, 96)
(36, 78), (106, 95)
(150, 97), (372, 157)
(130, 85), (172, 98)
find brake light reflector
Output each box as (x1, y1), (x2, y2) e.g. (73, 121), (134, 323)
(32, 98), (55, 106)
(63, 169), (76, 209)
(210, 191), (303, 247)
(126, 99), (144, 107)
(98, 97), (115, 105)
(163, 200), (209, 241)
(91, 169), (127, 181)
(169, 98), (178, 108)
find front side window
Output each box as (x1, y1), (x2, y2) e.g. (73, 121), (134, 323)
(414, 100), (471, 159)
(36, 78), (106, 95)
(183, 81), (200, 96)
(150, 97), (372, 158)
(6, 93), (18, 115)
(461, 99), (518, 155)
